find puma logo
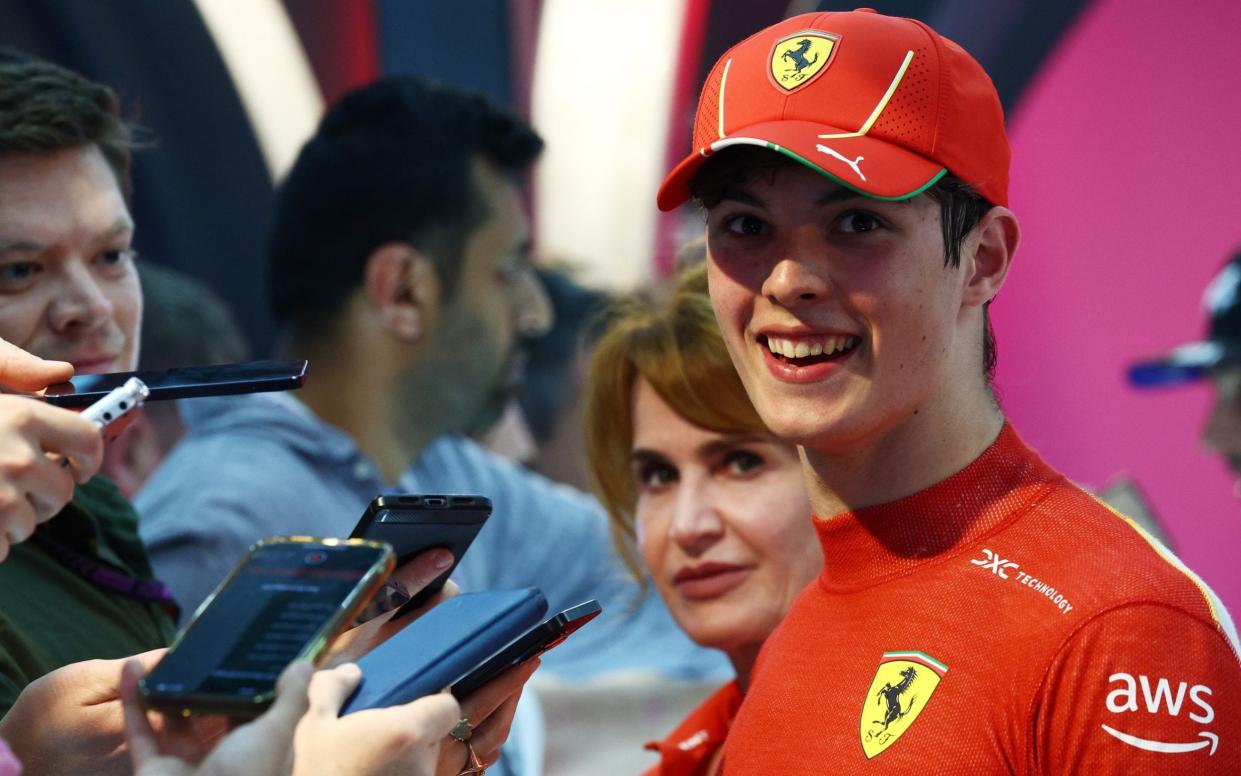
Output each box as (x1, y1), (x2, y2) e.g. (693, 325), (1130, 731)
(816, 143), (866, 181)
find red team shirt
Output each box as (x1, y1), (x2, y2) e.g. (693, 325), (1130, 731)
(643, 681), (742, 776)
(722, 424), (1241, 773)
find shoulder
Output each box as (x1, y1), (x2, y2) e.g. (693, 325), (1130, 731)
(1032, 601), (1241, 771)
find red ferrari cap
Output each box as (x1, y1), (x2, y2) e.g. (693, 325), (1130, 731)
(657, 9), (1010, 210)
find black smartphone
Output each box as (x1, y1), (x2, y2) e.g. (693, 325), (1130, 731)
(341, 589), (549, 715)
(139, 537), (394, 717)
(43, 359), (309, 408)
(349, 494), (490, 613)
(451, 599), (602, 699)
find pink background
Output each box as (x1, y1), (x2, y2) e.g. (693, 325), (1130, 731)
(996, 0), (1241, 616)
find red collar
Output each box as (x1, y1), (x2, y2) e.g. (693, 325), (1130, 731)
(643, 681), (743, 776)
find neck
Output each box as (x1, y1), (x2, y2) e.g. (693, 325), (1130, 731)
(802, 381), (1004, 519)
(286, 327), (437, 484)
(728, 643), (762, 693)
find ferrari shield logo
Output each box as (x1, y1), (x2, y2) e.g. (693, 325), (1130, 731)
(769, 31), (838, 92)
(859, 651), (948, 759)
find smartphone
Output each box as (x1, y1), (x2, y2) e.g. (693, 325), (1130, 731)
(340, 588), (548, 715)
(43, 359), (309, 408)
(349, 494), (490, 613)
(139, 537), (394, 717)
(451, 599), (602, 699)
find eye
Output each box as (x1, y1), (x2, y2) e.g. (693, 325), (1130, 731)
(97, 247), (137, 270)
(721, 449), (764, 477)
(838, 211), (883, 234)
(723, 213), (770, 237)
(0, 261), (41, 291)
(634, 461), (678, 490)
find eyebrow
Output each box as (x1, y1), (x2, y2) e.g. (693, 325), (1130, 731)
(629, 433), (773, 464)
(0, 218), (134, 256)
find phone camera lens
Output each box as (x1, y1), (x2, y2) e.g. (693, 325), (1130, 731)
(102, 412), (113, 421)
(118, 401), (128, 410)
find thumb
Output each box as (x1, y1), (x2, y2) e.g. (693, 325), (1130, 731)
(306, 663), (363, 719)
(260, 660), (314, 730)
(0, 339), (73, 392)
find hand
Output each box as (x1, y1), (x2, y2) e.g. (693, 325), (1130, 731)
(122, 659), (311, 776)
(437, 659), (540, 776)
(0, 649), (167, 776)
(0, 395), (105, 558)
(327, 548), (458, 665)
(292, 663), (459, 776)
(0, 339), (103, 560)
(0, 338), (73, 393)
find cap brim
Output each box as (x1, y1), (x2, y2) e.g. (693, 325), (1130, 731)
(1128, 341), (1230, 387)
(657, 120), (946, 211)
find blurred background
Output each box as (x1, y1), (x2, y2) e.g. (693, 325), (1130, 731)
(3, 0), (1239, 621)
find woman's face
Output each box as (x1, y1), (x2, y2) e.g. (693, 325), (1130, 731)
(631, 378), (821, 660)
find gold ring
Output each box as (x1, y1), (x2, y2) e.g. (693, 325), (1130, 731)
(456, 739), (486, 776)
(450, 716), (472, 743)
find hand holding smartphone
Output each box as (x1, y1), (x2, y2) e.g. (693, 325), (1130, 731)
(451, 599), (601, 698)
(139, 537), (394, 717)
(340, 588), (548, 715)
(350, 494), (490, 615)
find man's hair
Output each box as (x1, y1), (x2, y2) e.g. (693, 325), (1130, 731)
(584, 262), (773, 582)
(267, 77), (543, 342)
(689, 147), (998, 381)
(0, 47), (135, 201)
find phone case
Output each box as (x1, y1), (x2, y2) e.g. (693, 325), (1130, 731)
(341, 588), (548, 715)
(140, 536), (393, 717)
(450, 599), (601, 699)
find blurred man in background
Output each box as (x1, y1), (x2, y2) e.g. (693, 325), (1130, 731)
(137, 76), (729, 775)
(1129, 249), (1241, 490)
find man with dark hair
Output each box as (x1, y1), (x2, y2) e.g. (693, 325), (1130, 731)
(137, 76), (727, 775)
(656, 9), (1241, 771)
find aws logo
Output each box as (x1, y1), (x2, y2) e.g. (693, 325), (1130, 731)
(1103, 672), (1218, 755)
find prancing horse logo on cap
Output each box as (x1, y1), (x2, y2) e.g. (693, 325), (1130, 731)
(770, 31), (839, 93)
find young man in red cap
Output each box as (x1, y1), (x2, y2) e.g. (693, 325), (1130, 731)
(658, 9), (1241, 773)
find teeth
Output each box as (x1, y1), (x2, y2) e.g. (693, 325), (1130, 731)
(766, 335), (858, 358)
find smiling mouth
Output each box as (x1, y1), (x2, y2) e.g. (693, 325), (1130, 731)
(759, 334), (860, 367)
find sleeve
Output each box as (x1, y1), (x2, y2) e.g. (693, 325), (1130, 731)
(1031, 601), (1241, 775)
(135, 434), (341, 623)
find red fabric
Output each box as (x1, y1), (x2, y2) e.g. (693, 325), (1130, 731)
(723, 424), (1241, 774)
(643, 681), (742, 776)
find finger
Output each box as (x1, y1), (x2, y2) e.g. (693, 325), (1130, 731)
(387, 548), (454, 602)
(399, 692), (460, 741)
(457, 658), (539, 727)
(306, 662), (363, 719)
(0, 498), (38, 549)
(467, 692), (522, 766)
(259, 660), (314, 729)
(20, 455), (75, 523)
(0, 339), (73, 393)
(119, 658), (163, 766)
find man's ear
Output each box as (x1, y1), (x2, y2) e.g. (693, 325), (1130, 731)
(362, 242), (441, 342)
(961, 206), (1020, 308)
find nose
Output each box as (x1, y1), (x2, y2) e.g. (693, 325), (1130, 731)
(668, 476), (725, 557)
(761, 236), (831, 308)
(48, 262), (114, 335)
(512, 266), (553, 338)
